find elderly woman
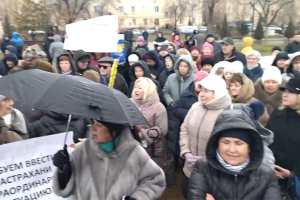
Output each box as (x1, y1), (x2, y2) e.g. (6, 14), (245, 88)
(243, 50), (264, 83)
(282, 52), (300, 81)
(188, 104), (282, 200)
(52, 120), (166, 200)
(56, 53), (78, 75)
(268, 78), (300, 199)
(254, 67), (287, 116)
(179, 75), (231, 198)
(0, 115), (22, 145)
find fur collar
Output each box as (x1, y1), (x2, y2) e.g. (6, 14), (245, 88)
(230, 73), (254, 103)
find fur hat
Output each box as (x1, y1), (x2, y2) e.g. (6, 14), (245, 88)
(224, 61), (244, 74)
(246, 50), (261, 61)
(128, 54), (139, 62)
(201, 57), (214, 67)
(197, 75), (228, 99)
(262, 66), (282, 85)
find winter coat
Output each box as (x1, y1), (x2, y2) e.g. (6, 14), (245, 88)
(128, 61), (161, 98)
(56, 53), (78, 75)
(158, 54), (177, 88)
(142, 31), (149, 40)
(196, 54), (214, 70)
(191, 33), (205, 51)
(271, 51), (289, 74)
(143, 50), (164, 80)
(229, 73), (270, 126)
(3, 108), (28, 139)
(188, 108), (282, 200)
(131, 91), (168, 159)
(43, 38), (54, 63)
(28, 111), (90, 143)
(1, 35), (14, 53)
(23, 60), (57, 73)
(49, 35), (64, 62)
(0, 52), (18, 76)
(5, 45), (18, 55)
(284, 40), (300, 54)
(52, 127), (166, 200)
(10, 32), (24, 59)
(243, 63), (264, 83)
(172, 83), (198, 122)
(254, 78), (286, 116)
(180, 94), (231, 177)
(154, 32), (168, 48)
(268, 108), (300, 181)
(13, 101), (43, 123)
(208, 40), (221, 54)
(282, 52), (300, 81)
(163, 56), (195, 107)
(214, 48), (247, 65)
(241, 37), (254, 55)
(135, 44), (149, 51)
(107, 73), (128, 95)
(0, 115), (22, 145)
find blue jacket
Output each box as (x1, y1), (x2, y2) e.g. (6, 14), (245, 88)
(172, 83), (198, 122)
(243, 63), (264, 83)
(143, 50), (164, 80)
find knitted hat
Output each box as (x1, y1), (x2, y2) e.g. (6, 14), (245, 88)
(128, 54), (139, 62)
(0, 95), (7, 102)
(262, 66), (282, 85)
(137, 36), (144, 43)
(194, 71), (209, 82)
(206, 33), (214, 39)
(219, 129), (251, 146)
(190, 46), (200, 53)
(59, 55), (70, 62)
(201, 57), (214, 67)
(272, 46), (282, 52)
(224, 61), (244, 74)
(246, 50), (261, 61)
(197, 75), (228, 99)
(143, 54), (155, 62)
(201, 42), (214, 53)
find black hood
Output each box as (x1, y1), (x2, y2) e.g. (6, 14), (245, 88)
(5, 45), (18, 55)
(155, 31), (167, 43)
(272, 51), (289, 73)
(206, 107), (264, 174)
(162, 53), (177, 75)
(74, 50), (90, 63)
(56, 51), (78, 75)
(143, 50), (161, 69)
(129, 60), (151, 81)
(4, 53), (18, 66)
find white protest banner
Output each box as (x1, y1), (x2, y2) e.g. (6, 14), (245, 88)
(64, 15), (119, 52)
(0, 132), (74, 200)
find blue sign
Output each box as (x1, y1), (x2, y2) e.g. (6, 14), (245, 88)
(111, 38), (126, 64)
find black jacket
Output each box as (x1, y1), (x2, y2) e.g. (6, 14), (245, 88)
(142, 31), (149, 39)
(107, 73), (128, 96)
(0, 52), (18, 76)
(43, 38), (54, 63)
(158, 54), (176, 88)
(188, 108), (282, 200)
(13, 101), (43, 123)
(1, 35), (15, 53)
(271, 51), (289, 74)
(143, 50), (164, 80)
(285, 41), (300, 54)
(28, 111), (91, 143)
(135, 45), (149, 51)
(214, 47), (247, 65)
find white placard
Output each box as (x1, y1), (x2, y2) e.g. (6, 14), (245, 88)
(0, 133), (74, 200)
(64, 15), (119, 53)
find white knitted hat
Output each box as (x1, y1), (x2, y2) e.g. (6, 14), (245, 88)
(246, 50), (261, 61)
(197, 75), (228, 99)
(224, 61), (244, 74)
(128, 54), (139, 62)
(262, 66), (282, 85)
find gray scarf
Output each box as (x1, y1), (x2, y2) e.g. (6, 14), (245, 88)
(216, 149), (250, 173)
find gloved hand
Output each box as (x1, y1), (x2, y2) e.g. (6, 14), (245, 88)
(53, 144), (70, 169)
(184, 153), (197, 167)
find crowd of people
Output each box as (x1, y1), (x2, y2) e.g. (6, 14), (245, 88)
(0, 29), (300, 200)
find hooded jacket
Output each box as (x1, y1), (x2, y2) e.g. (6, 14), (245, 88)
(180, 94), (232, 177)
(243, 63), (264, 83)
(1, 34), (14, 53)
(188, 108), (281, 200)
(229, 73), (270, 126)
(282, 52), (300, 81)
(143, 50), (164, 80)
(128, 61), (161, 98)
(10, 32), (23, 59)
(52, 127), (166, 200)
(214, 47), (247, 65)
(254, 78), (287, 116)
(56, 52), (78, 75)
(0, 52), (18, 76)
(163, 56), (195, 107)
(284, 40), (300, 54)
(43, 37), (54, 63)
(2, 108), (28, 139)
(241, 37), (254, 55)
(191, 33), (205, 51)
(49, 35), (64, 62)
(0, 115), (22, 145)
(159, 54), (177, 88)
(271, 51), (289, 74)
(5, 45), (18, 55)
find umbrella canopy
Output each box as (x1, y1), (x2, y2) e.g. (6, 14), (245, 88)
(179, 26), (199, 34)
(0, 69), (148, 126)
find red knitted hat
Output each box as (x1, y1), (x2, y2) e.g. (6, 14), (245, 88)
(194, 71), (209, 82)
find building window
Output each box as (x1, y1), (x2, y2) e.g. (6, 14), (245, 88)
(192, 18), (195, 25)
(154, 6), (159, 12)
(144, 19), (148, 25)
(179, 6), (183, 12)
(131, 6), (135, 12)
(132, 19), (136, 25)
(191, 5), (195, 12)
(165, 12), (169, 18)
(120, 19), (125, 25)
(119, 6), (124, 12)
(143, 6), (147, 12)
(155, 18), (159, 25)
(180, 18), (183, 24)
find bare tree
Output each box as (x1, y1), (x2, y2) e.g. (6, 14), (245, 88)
(165, 0), (190, 28)
(94, 0), (119, 16)
(205, 0), (219, 33)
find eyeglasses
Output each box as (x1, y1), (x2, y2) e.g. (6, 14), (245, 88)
(99, 65), (110, 69)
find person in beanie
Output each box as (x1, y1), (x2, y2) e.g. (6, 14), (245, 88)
(180, 75), (231, 198)
(254, 67), (287, 116)
(52, 120), (166, 200)
(172, 71), (209, 121)
(271, 46), (282, 56)
(271, 51), (289, 74)
(282, 52), (300, 81)
(196, 42), (214, 70)
(243, 50), (264, 83)
(159, 54), (177, 88)
(49, 35), (64, 69)
(200, 57), (214, 73)
(284, 32), (300, 54)
(143, 50), (164, 80)
(22, 47), (57, 73)
(99, 56), (128, 95)
(206, 33), (221, 54)
(43, 33), (54, 63)
(135, 36), (149, 51)
(228, 73), (270, 126)
(1, 34), (14, 54)
(267, 78), (300, 199)
(0, 53), (18, 76)
(241, 36), (254, 55)
(188, 104), (282, 200)
(56, 53), (78, 75)
(190, 46), (201, 64)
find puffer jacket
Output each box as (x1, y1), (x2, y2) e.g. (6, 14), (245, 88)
(229, 73), (270, 126)
(241, 37), (254, 55)
(163, 56), (195, 107)
(131, 91), (168, 159)
(53, 127), (166, 200)
(49, 35), (64, 62)
(188, 108), (282, 200)
(254, 78), (287, 116)
(180, 94), (232, 177)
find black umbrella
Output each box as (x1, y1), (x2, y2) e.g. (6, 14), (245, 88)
(0, 69), (148, 127)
